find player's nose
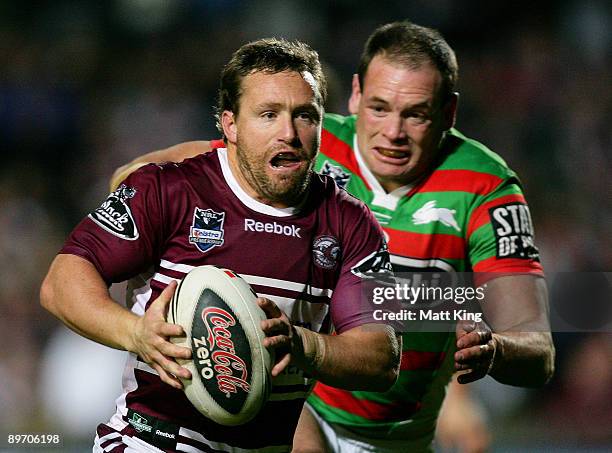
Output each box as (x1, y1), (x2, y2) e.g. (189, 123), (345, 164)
(381, 114), (407, 142)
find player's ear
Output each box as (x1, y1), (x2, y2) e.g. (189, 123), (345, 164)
(221, 110), (238, 143)
(443, 92), (459, 130)
(348, 74), (362, 115)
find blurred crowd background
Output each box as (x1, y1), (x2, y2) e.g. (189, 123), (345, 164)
(0, 0), (610, 451)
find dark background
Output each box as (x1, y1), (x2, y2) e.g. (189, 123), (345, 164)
(0, 1), (610, 450)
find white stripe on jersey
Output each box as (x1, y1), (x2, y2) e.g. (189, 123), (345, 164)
(390, 255), (456, 273)
(93, 432), (122, 452)
(179, 427), (291, 453)
(158, 259), (334, 298)
(151, 272), (181, 285)
(159, 259), (195, 274)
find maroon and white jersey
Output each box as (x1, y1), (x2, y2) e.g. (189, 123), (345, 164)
(61, 148), (391, 452)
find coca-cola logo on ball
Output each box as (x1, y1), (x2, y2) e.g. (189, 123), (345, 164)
(191, 289), (253, 414)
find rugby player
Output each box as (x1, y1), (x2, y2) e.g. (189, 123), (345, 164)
(40, 38), (401, 452)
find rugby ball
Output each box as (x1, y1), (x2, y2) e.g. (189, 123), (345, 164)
(167, 265), (272, 425)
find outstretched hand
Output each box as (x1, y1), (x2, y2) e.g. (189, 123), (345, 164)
(131, 280), (193, 389)
(455, 319), (497, 384)
(257, 297), (297, 377)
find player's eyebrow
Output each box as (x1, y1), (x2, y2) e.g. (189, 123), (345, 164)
(254, 101), (321, 111)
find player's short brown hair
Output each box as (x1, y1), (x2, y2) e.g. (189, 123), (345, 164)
(358, 21), (458, 103)
(216, 38), (327, 136)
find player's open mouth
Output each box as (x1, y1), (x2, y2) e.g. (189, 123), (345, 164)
(374, 147), (411, 163)
(270, 152), (303, 169)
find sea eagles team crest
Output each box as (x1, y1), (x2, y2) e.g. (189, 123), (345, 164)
(189, 207), (226, 253)
(320, 161), (350, 189)
(313, 235), (341, 270)
(89, 184), (139, 240)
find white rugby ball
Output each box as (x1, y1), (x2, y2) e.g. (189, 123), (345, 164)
(167, 265), (272, 426)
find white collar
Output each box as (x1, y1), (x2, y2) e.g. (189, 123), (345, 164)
(217, 148), (299, 217)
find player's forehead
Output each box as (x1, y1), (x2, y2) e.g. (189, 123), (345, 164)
(362, 55), (443, 106)
(240, 70), (322, 108)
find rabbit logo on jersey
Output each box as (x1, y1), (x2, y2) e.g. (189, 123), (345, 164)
(189, 207), (225, 253)
(89, 184), (139, 240)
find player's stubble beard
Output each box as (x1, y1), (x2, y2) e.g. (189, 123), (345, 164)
(236, 136), (317, 207)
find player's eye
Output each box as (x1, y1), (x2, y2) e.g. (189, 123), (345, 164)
(261, 111), (277, 120)
(368, 104), (388, 116)
(406, 111), (429, 125)
(296, 111), (319, 123)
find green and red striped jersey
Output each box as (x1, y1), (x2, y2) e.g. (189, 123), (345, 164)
(308, 114), (543, 444)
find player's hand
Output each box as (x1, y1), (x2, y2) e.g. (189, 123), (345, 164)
(257, 297), (294, 377)
(454, 319), (497, 384)
(131, 280), (192, 389)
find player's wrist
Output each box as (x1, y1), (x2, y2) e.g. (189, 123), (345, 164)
(292, 326), (327, 374)
(487, 333), (501, 376)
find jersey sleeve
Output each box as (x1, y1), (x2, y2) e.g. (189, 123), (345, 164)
(329, 194), (395, 333)
(60, 164), (167, 284)
(466, 175), (543, 277)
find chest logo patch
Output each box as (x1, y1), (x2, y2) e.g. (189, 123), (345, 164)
(313, 235), (341, 270)
(189, 207), (226, 253)
(320, 161), (350, 189)
(89, 184), (139, 240)
(412, 200), (460, 232)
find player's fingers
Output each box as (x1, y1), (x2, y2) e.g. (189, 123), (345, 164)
(158, 340), (192, 361)
(257, 297), (283, 319)
(271, 352), (292, 377)
(455, 319), (476, 338)
(154, 351), (192, 380)
(454, 343), (493, 365)
(152, 362), (183, 390)
(150, 280), (178, 316)
(456, 331), (480, 349)
(263, 334), (291, 350)
(261, 317), (290, 336)
(159, 321), (186, 338)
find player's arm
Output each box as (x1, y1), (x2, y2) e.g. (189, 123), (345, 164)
(40, 254), (192, 389)
(110, 140), (213, 191)
(258, 297), (400, 392)
(455, 274), (554, 387)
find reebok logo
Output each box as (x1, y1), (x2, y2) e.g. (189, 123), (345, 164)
(244, 219), (301, 238)
(155, 430), (176, 439)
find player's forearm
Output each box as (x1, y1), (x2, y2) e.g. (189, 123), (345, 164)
(40, 254), (139, 351)
(489, 331), (554, 387)
(294, 324), (401, 391)
(482, 275), (555, 386)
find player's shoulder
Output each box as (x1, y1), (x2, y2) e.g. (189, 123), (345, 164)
(128, 148), (220, 189)
(315, 173), (376, 222)
(322, 113), (356, 146)
(438, 128), (517, 181)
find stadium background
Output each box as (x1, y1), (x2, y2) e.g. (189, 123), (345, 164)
(0, 0), (610, 451)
